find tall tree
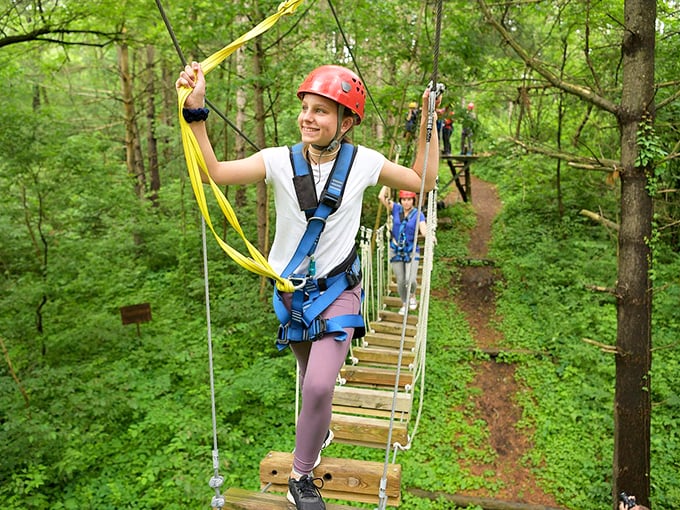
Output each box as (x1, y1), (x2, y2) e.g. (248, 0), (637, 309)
(475, 0), (668, 506)
(613, 0), (656, 505)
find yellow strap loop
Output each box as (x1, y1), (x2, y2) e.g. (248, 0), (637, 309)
(177, 0), (304, 293)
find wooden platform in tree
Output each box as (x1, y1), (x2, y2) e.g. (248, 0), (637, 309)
(260, 451), (401, 506)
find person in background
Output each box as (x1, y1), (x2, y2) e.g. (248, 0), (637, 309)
(378, 187), (427, 315)
(460, 101), (477, 155)
(441, 104), (454, 156)
(404, 101), (420, 138)
(176, 62), (439, 510)
(619, 493), (650, 510)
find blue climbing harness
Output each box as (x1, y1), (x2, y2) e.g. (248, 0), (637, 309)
(390, 207), (420, 263)
(273, 142), (365, 350)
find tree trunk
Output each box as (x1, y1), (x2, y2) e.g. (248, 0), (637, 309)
(613, 0), (656, 507)
(145, 45), (160, 205)
(235, 41), (247, 209)
(117, 40), (146, 201)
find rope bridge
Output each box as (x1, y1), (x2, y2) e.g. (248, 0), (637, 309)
(155, 0), (443, 507)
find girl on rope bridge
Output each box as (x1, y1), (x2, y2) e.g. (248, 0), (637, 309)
(378, 188), (427, 315)
(176, 62), (439, 510)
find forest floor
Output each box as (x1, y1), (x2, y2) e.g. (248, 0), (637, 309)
(442, 176), (560, 507)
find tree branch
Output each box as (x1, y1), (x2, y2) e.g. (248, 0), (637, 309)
(0, 28), (119, 49)
(476, 0), (620, 114)
(511, 138), (620, 171)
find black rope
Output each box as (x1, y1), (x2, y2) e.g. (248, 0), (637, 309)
(431, 0), (443, 89)
(154, 0), (260, 152)
(326, 0), (390, 131)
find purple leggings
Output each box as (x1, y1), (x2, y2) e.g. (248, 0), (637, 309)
(284, 284), (361, 475)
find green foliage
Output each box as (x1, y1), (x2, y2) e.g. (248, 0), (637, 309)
(1, 0), (679, 508)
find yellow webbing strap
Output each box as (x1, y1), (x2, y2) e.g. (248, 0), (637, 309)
(177, 0), (304, 293)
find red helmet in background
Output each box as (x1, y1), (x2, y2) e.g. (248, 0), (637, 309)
(297, 65), (366, 124)
(399, 190), (417, 199)
(467, 101), (475, 110)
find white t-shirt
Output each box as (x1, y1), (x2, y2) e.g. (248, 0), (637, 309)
(262, 145), (384, 278)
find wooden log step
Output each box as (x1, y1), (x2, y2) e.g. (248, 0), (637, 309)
(224, 487), (362, 509)
(361, 332), (416, 350)
(340, 365), (413, 388)
(351, 346), (415, 367)
(371, 321), (417, 336)
(260, 451), (401, 506)
(332, 385), (412, 417)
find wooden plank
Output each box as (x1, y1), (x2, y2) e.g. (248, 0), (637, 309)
(361, 332), (416, 350)
(351, 346), (415, 367)
(331, 404), (409, 419)
(382, 296), (404, 308)
(377, 310), (418, 325)
(371, 321), (417, 336)
(332, 385), (412, 414)
(260, 451), (401, 505)
(330, 413), (408, 448)
(224, 487), (363, 509)
(340, 365), (413, 388)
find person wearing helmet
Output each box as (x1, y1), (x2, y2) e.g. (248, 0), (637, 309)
(176, 62), (439, 510)
(441, 104), (455, 156)
(404, 100), (420, 138)
(460, 100), (478, 155)
(378, 187), (427, 314)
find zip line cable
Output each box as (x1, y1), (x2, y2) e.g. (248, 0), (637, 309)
(155, 0), (260, 152)
(326, 0), (390, 132)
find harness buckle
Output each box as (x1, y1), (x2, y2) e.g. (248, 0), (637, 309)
(276, 324), (290, 344)
(345, 268), (361, 289)
(307, 216), (327, 232)
(308, 317), (327, 342)
(319, 191), (341, 210)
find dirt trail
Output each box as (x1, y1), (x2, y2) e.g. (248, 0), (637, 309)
(449, 176), (559, 506)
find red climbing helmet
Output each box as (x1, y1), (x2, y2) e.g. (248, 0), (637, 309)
(467, 101), (475, 110)
(399, 190), (417, 199)
(297, 65), (366, 124)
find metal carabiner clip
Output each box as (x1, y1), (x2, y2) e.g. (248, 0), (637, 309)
(289, 276), (308, 291)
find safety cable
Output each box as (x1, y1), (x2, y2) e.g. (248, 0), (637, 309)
(153, 3), (226, 507)
(155, 0), (260, 152)
(326, 0), (390, 132)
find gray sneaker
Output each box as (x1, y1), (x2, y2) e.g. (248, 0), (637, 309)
(287, 475), (326, 510)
